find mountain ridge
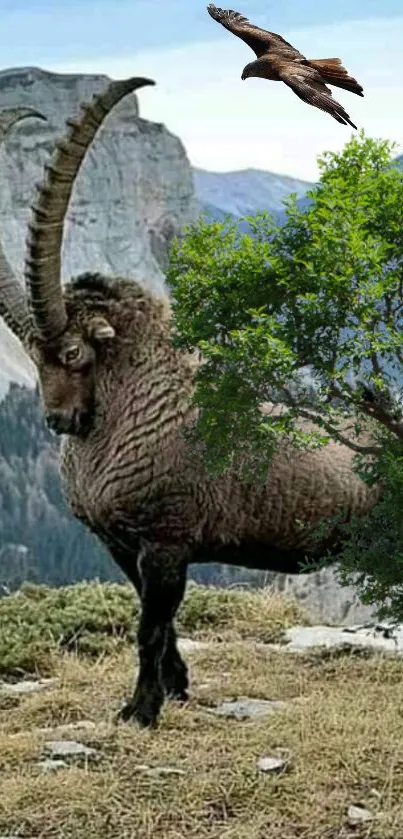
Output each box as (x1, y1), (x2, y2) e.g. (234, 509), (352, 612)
(193, 164), (314, 222)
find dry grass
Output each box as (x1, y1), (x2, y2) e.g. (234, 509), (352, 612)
(179, 583), (309, 641)
(1, 635), (403, 838)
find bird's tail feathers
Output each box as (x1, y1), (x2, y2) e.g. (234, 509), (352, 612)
(308, 58), (364, 97)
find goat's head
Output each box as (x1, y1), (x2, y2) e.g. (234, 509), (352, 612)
(27, 302), (116, 435)
(0, 76), (156, 437)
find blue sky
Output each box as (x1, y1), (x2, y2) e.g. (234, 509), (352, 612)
(0, 0), (402, 179)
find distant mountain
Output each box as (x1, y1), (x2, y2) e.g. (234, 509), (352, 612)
(193, 151), (403, 227)
(193, 166), (315, 225)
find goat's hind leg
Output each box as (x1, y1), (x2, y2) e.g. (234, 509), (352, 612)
(161, 623), (189, 702)
(118, 547), (187, 727)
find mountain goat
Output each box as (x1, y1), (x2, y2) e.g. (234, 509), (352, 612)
(0, 78), (381, 727)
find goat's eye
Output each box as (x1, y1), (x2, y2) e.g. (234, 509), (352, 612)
(64, 346), (81, 364)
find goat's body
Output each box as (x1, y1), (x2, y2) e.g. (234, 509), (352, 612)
(60, 291), (378, 568)
(64, 398), (378, 565)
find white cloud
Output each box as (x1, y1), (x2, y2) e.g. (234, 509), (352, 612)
(49, 16), (403, 181)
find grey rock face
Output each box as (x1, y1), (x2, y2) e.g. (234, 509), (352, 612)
(271, 565), (376, 626)
(0, 65), (197, 396)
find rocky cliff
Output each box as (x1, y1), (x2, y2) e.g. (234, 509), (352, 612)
(270, 566), (375, 625)
(0, 66), (198, 396)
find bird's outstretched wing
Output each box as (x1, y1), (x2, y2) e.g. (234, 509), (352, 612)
(278, 64), (357, 129)
(207, 4), (303, 59)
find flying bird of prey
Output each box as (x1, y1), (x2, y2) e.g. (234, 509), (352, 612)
(207, 4), (364, 129)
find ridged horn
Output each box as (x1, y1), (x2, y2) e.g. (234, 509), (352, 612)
(0, 107), (46, 140)
(0, 248), (31, 341)
(24, 76), (156, 341)
(0, 107), (47, 341)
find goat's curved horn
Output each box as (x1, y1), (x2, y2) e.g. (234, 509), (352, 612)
(24, 76), (156, 341)
(0, 107), (47, 341)
(0, 107), (46, 140)
(0, 257), (31, 341)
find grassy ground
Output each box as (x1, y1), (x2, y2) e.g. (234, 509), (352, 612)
(1, 583), (403, 838)
(0, 581), (307, 676)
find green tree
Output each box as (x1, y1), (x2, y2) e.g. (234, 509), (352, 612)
(168, 132), (403, 621)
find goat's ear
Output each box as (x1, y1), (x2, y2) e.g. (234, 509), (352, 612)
(88, 316), (115, 341)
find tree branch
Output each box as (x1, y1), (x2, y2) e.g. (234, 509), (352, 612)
(279, 388), (382, 455)
(294, 407), (382, 455)
(359, 398), (403, 440)
(370, 351), (383, 378)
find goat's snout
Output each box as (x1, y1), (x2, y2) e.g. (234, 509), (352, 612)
(46, 410), (75, 435)
(45, 409), (91, 436)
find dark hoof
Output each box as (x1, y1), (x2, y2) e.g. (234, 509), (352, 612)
(116, 698), (160, 728)
(162, 666), (189, 702)
(166, 688), (190, 704)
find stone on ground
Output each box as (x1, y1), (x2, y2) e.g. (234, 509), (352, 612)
(257, 756), (287, 774)
(0, 677), (58, 695)
(43, 740), (100, 764)
(209, 697), (288, 720)
(347, 805), (374, 824)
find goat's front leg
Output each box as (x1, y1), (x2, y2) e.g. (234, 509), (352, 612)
(118, 545), (187, 728)
(108, 541), (189, 706)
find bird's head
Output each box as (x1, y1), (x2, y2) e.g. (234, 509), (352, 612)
(241, 63), (255, 81)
